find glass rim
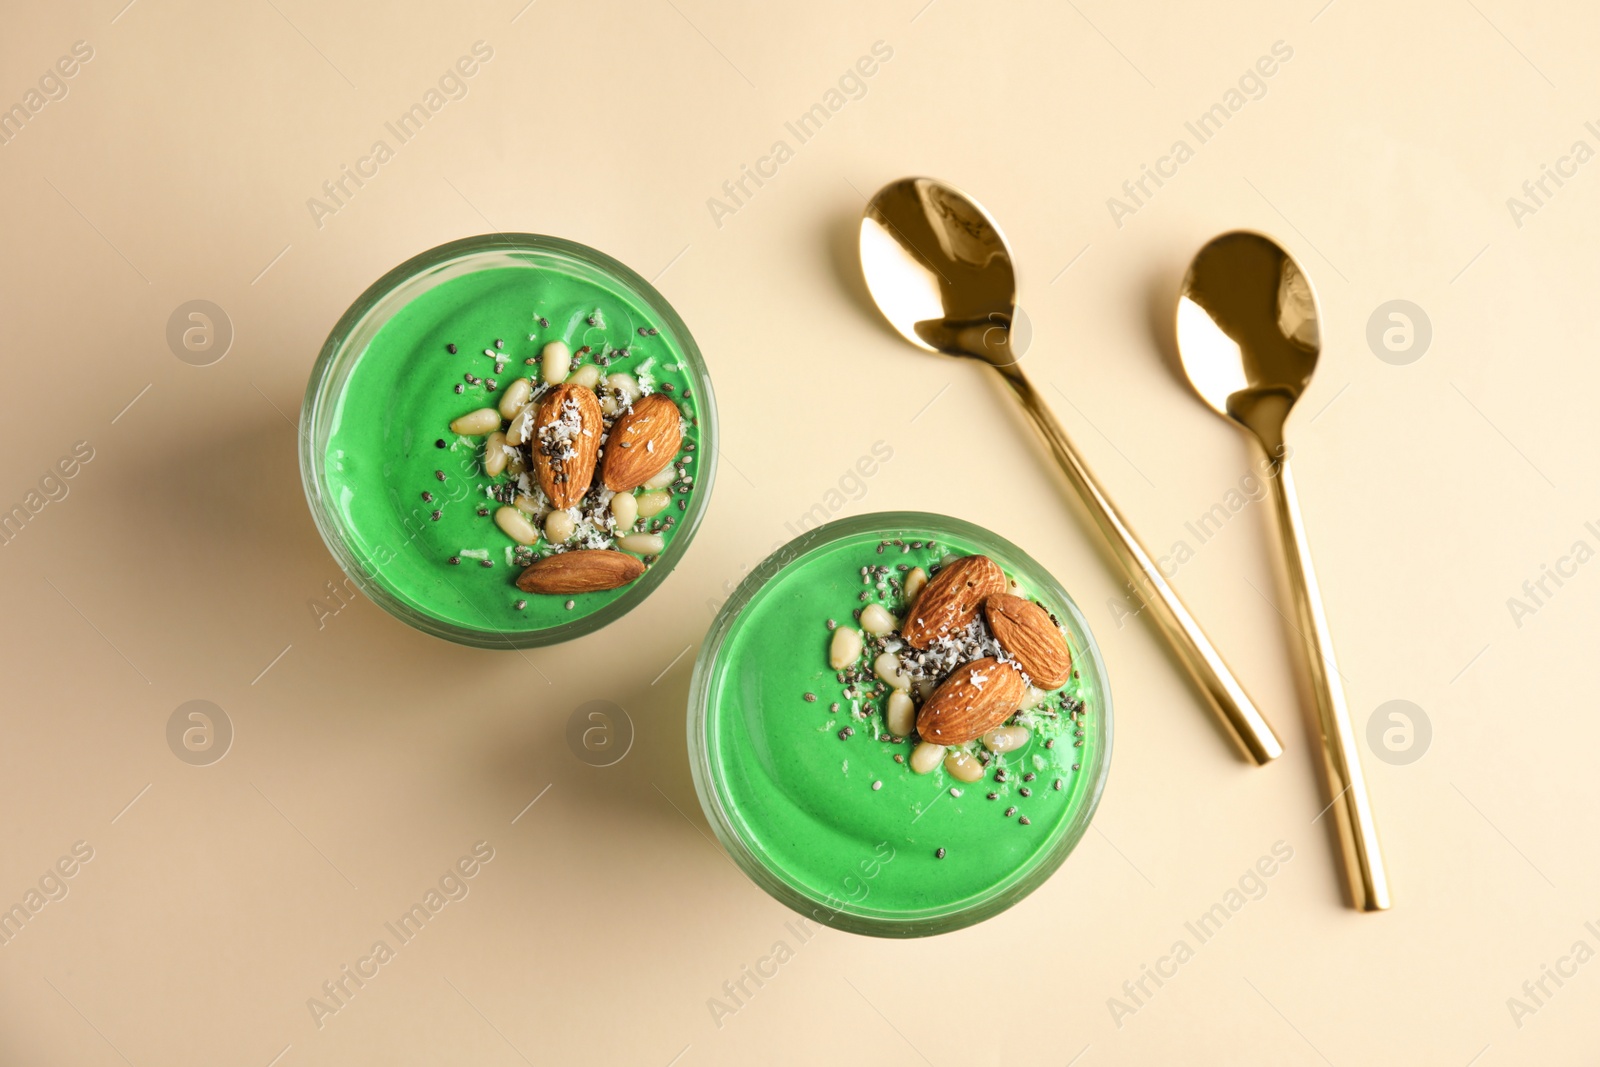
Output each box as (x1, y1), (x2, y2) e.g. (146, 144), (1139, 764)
(298, 232), (718, 649)
(687, 510), (1114, 938)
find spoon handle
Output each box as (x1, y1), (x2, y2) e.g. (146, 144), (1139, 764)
(1269, 456), (1391, 911)
(997, 367), (1284, 765)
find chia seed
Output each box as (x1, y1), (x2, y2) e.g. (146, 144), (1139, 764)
(494, 338), (504, 349)
(434, 470), (446, 481)
(838, 727), (854, 740)
(538, 317), (549, 328)
(829, 702), (839, 713)
(935, 848), (946, 859)
(565, 599), (575, 610)
(872, 781), (882, 791)
(1019, 816), (1031, 826)
(1019, 787), (1032, 797)
(479, 559), (494, 568)
(826, 618), (837, 630)
(435, 439), (446, 449)
(421, 491), (434, 502)
(514, 599), (527, 610)
(447, 343), (458, 354)
(1072, 763), (1081, 771)
(1004, 806), (1017, 817)
(430, 510), (442, 521)
(987, 792), (999, 800)
(1054, 778), (1064, 790)
(1023, 772), (1036, 782)
(454, 384), (464, 393)
(447, 556), (460, 565)
(803, 692), (817, 703)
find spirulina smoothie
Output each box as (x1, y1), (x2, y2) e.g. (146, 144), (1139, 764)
(692, 515), (1111, 936)
(312, 244), (710, 644)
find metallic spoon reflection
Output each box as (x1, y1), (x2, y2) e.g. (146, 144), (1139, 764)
(1176, 231), (1391, 912)
(859, 177), (1283, 765)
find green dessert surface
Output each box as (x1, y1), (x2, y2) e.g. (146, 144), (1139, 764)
(704, 529), (1102, 920)
(322, 265), (701, 632)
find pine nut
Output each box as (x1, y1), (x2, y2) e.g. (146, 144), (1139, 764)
(567, 363), (601, 389)
(607, 373), (642, 404)
(982, 725), (1031, 754)
(483, 431), (509, 476)
(636, 489), (671, 517)
(541, 341), (571, 384)
(618, 531), (664, 555)
(498, 378), (532, 420)
(504, 404), (535, 446)
(643, 466), (677, 490)
(610, 491), (638, 532)
(886, 691), (914, 736)
(505, 448), (526, 475)
(944, 749), (985, 782)
(910, 741), (945, 775)
(874, 652), (910, 691)
(494, 506), (539, 545)
(829, 626), (863, 670)
(449, 407), (501, 435)
(860, 603), (897, 636)
(1021, 686), (1045, 710)
(544, 508), (576, 544)
(514, 494), (540, 515)
(904, 567), (927, 605)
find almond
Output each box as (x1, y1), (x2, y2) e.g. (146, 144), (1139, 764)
(915, 657), (1026, 745)
(532, 384), (602, 508)
(983, 594), (1074, 688)
(601, 394), (682, 492)
(515, 549), (644, 594)
(900, 554), (1006, 649)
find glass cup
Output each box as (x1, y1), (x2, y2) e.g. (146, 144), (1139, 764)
(689, 512), (1112, 937)
(300, 234), (717, 648)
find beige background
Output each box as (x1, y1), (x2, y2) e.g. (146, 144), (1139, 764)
(1, 0), (1596, 1063)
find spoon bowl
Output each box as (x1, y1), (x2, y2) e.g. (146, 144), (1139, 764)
(1176, 231), (1320, 452)
(1176, 230), (1391, 912)
(859, 177), (1023, 366)
(858, 177), (1284, 765)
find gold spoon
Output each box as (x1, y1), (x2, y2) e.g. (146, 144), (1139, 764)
(1176, 230), (1390, 911)
(858, 176), (1283, 765)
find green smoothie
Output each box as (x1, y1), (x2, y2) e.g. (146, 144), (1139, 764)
(320, 263), (703, 636)
(696, 520), (1110, 933)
